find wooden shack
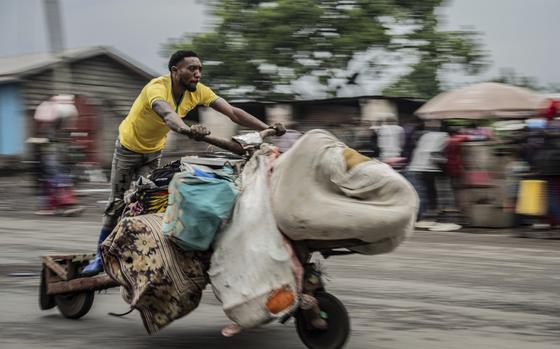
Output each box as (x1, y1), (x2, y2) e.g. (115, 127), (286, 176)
(0, 46), (155, 167)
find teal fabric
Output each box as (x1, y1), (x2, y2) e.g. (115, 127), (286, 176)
(163, 172), (238, 251)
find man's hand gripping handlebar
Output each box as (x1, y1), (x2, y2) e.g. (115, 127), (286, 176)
(185, 123), (285, 156)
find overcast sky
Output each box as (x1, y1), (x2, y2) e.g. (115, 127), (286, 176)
(1, 0), (559, 88)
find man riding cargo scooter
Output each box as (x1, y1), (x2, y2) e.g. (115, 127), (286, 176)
(82, 50), (285, 275)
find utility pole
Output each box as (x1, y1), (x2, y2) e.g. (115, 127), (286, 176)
(44, 0), (71, 94)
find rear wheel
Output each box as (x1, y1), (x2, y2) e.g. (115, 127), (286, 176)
(54, 291), (94, 319)
(39, 268), (56, 310)
(295, 292), (350, 349)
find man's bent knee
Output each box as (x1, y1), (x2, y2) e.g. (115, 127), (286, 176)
(102, 199), (126, 230)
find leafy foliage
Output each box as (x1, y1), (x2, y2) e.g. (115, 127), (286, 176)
(163, 0), (487, 100)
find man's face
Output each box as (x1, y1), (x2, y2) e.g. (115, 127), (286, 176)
(172, 57), (202, 92)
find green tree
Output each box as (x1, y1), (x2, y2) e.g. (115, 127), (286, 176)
(382, 1), (487, 99)
(164, 0), (487, 100)
(490, 68), (560, 93)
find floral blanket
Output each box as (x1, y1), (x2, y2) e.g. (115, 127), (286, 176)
(101, 213), (211, 334)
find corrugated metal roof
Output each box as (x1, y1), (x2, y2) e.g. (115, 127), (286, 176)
(0, 46), (156, 80)
(232, 95), (425, 105)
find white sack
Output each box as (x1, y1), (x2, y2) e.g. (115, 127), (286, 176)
(271, 129), (418, 255)
(209, 152), (298, 328)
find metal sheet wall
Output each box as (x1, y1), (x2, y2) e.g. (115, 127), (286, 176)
(0, 84), (24, 155)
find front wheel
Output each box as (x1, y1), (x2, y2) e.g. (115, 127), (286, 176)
(54, 291), (94, 319)
(295, 292), (350, 349)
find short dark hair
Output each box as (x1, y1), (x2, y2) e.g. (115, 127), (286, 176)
(168, 50), (199, 72)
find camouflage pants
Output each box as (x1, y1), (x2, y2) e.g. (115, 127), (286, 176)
(102, 140), (161, 230)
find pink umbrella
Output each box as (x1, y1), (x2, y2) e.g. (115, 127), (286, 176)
(34, 95), (78, 122)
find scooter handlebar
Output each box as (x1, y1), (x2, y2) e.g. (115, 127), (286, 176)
(259, 127), (281, 138)
(197, 127), (279, 156)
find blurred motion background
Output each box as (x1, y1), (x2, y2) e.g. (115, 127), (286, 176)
(1, 3), (560, 349)
(0, 0), (559, 228)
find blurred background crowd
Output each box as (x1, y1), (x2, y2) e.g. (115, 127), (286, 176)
(1, 0), (559, 233)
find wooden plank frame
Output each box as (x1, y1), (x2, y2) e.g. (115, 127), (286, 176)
(47, 274), (118, 295)
(41, 256), (68, 281)
(41, 253), (118, 295)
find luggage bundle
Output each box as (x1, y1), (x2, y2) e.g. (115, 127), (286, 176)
(101, 213), (210, 334)
(121, 160), (183, 217)
(271, 130), (418, 255)
(162, 166), (238, 251)
(104, 159), (240, 334)
(209, 145), (300, 328)
(102, 129), (418, 334)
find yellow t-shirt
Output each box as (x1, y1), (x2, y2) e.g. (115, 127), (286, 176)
(118, 75), (219, 153)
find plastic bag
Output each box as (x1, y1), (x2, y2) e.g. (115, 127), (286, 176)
(162, 172), (238, 251)
(209, 151), (299, 328)
(516, 179), (547, 216)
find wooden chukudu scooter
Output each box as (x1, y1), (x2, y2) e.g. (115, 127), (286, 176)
(40, 128), (362, 349)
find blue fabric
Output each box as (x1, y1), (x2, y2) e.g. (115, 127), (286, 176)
(81, 227), (113, 276)
(98, 227), (112, 245)
(193, 167), (217, 178)
(163, 172), (238, 251)
(81, 254), (103, 276)
(526, 118), (546, 129)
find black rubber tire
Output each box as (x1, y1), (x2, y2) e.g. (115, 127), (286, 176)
(54, 291), (95, 319)
(295, 292), (351, 349)
(39, 268), (56, 310)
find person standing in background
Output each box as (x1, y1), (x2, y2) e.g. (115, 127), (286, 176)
(32, 95), (84, 216)
(445, 126), (470, 213)
(377, 117), (405, 161)
(406, 122), (449, 223)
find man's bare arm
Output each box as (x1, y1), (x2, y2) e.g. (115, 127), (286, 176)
(211, 98), (269, 130)
(151, 100), (191, 135)
(151, 100), (210, 139)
